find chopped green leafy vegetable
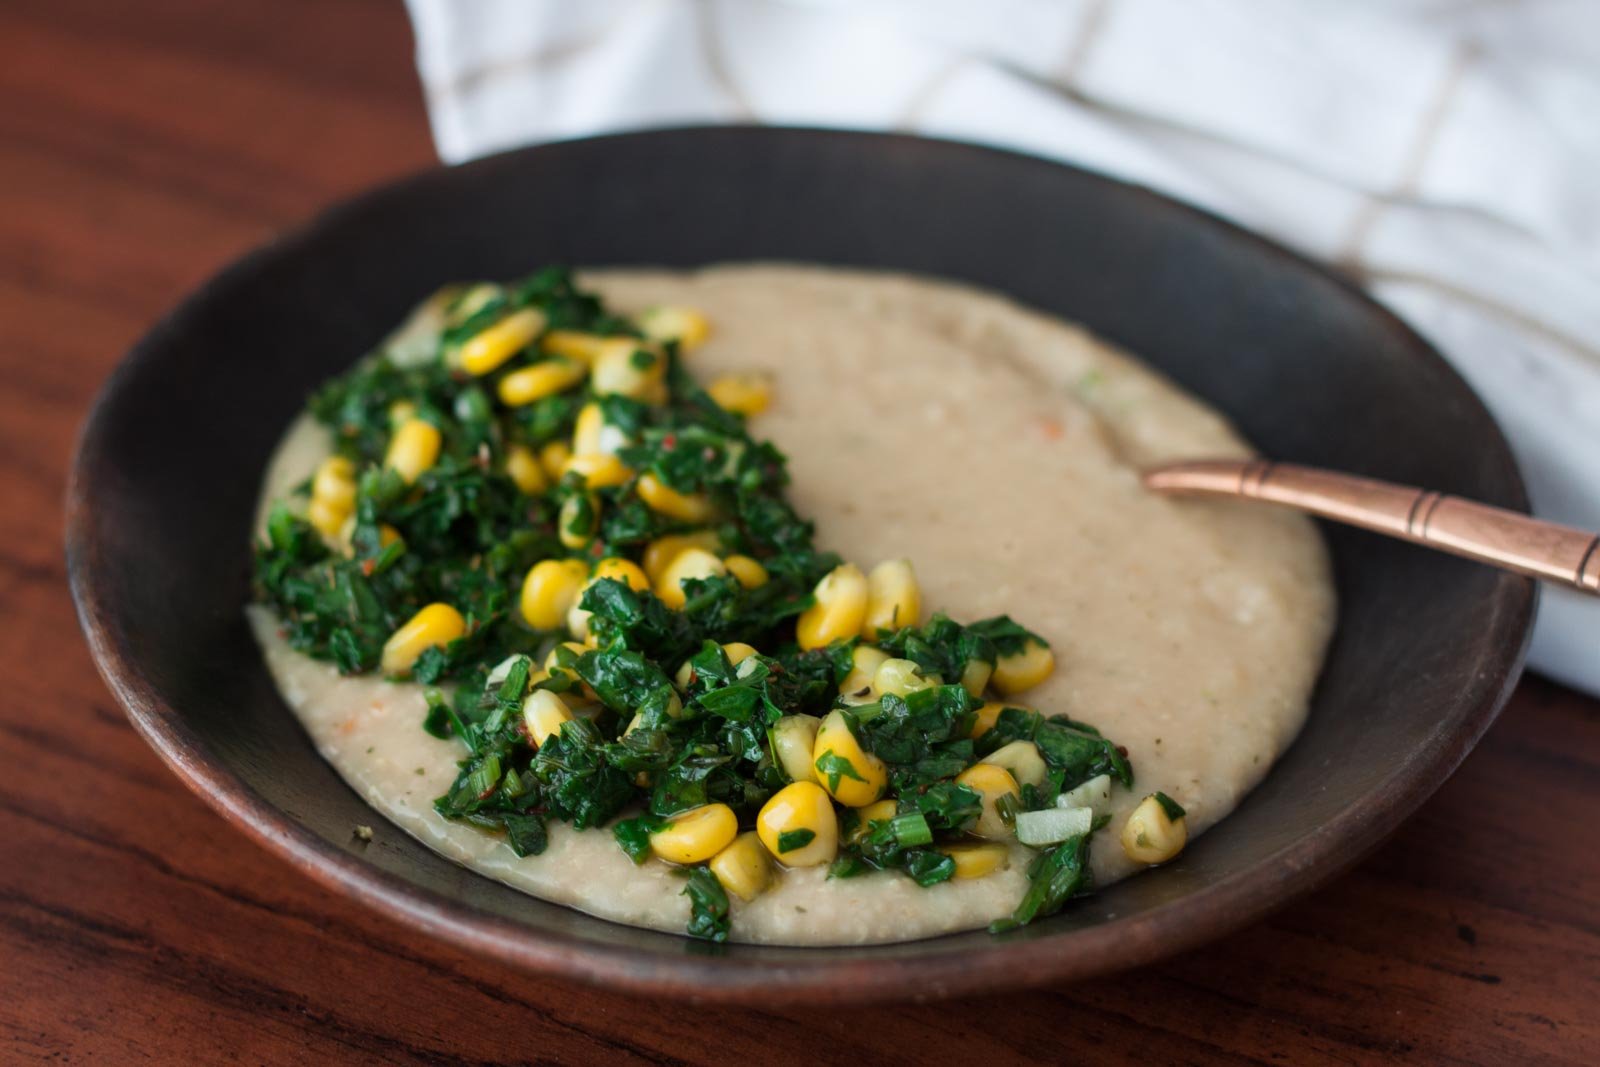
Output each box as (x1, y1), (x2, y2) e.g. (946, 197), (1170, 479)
(252, 267), (1137, 944)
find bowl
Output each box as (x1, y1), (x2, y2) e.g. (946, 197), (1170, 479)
(66, 127), (1533, 1002)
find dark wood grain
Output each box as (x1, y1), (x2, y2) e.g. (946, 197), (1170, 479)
(4, 1), (1595, 1062)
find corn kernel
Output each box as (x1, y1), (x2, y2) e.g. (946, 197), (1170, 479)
(955, 763), (1020, 840)
(522, 689), (573, 747)
(991, 639), (1055, 696)
(709, 831), (772, 902)
(862, 559), (921, 639)
(654, 547), (727, 609)
(307, 496), (349, 539)
(796, 563), (868, 650)
(635, 472), (715, 523)
(969, 701), (1010, 739)
(723, 554), (769, 590)
(937, 842), (1010, 880)
(572, 402), (631, 457)
(567, 558), (651, 640)
(1122, 794), (1188, 865)
(542, 640), (591, 678)
(847, 799), (899, 845)
(591, 339), (665, 400)
(708, 373), (771, 417)
(498, 359), (586, 407)
(311, 456), (358, 512)
(959, 657), (994, 699)
(385, 418), (442, 484)
(558, 493), (599, 550)
(838, 644), (890, 705)
(563, 452), (633, 489)
(380, 602), (466, 676)
(539, 440), (572, 480)
(770, 714), (821, 784)
(756, 781), (839, 867)
(650, 803), (739, 865)
(980, 740), (1048, 789)
(873, 657), (942, 698)
(642, 530), (721, 582)
(637, 306), (710, 351)
(460, 307), (548, 376)
(505, 444), (548, 494)
(519, 558), (589, 630)
(812, 709), (887, 808)
(540, 329), (612, 364)
(721, 641), (759, 666)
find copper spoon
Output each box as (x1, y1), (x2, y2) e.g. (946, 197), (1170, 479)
(1143, 459), (1600, 595)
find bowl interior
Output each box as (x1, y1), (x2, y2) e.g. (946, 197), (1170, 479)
(68, 128), (1531, 1001)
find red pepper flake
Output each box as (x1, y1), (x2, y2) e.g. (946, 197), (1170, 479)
(589, 541), (606, 558)
(1037, 418), (1065, 441)
(360, 559), (376, 577)
(662, 434), (677, 450)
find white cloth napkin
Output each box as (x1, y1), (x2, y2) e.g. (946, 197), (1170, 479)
(405, 0), (1600, 695)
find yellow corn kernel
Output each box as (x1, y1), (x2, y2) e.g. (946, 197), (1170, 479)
(384, 418), (442, 484)
(649, 803), (739, 865)
(521, 689), (573, 747)
(873, 657), (942, 698)
(847, 799), (899, 845)
(812, 709), (887, 808)
(460, 307), (548, 376)
(862, 558), (921, 638)
(959, 657), (994, 699)
(839, 644), (890, 704)
(1122, 794), (1188, 865)
(307, 496), (350, 539)
(542, 640), (591, 677)
(497, 359), (586, 407)
(636, 473), (715, 523)
(770, 714), (821, 784)
(723, 554), (769, 590)
(654, 547), (727, 610)
(642, 530), (721, 582)
(637, 306), (710, 351)
(571, 402), (631, 457)
(756, 781), (839, 867)
(955, 763), (1020, 840)
(563, 452), (633, 489)
(721, 641), (759, 666)
(991, 639), (1055, 696)
(337, 516), (401, 558)
(567, 558), (651, 640)
(591, 339), (665, 400)
(558, 493), (599, 550)
(539, 440), (572, 480)
(707, 373), (771, 417)
(709, 831), (772, 902)
(796, 563), (868, 650)
(937, 842), (1010, 880)
(980, 740), (1048, 789)
(540, 329), (612, 364)
(387, 400), (417, 428)
(311, 456), (358, 512)
(505, 444), (548, 494)
(380, 603), (466, 676)
(969, 701), (1010, 739)
(519, 558), (589, 630)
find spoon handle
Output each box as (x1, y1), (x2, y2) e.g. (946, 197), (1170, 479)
(1144, 459), (1600, 595)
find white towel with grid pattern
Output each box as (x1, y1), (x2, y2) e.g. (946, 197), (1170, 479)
(404, 0), (1600, 695)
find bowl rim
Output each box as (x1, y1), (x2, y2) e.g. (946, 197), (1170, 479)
(65, 125), (1535, 1003)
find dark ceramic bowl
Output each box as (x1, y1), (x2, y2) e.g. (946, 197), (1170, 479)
(67, 128), (1533, 1003)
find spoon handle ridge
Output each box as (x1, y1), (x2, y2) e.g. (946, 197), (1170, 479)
(1144, 459), (1600, 595)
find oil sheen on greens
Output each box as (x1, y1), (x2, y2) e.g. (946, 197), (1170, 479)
(252, 267), (1132, 943)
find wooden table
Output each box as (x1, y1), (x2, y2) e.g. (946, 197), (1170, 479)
(3, 2), (1594, 1062)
